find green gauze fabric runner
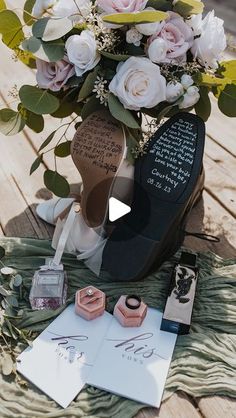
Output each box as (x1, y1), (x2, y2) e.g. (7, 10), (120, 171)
(0, 237), (235, 418)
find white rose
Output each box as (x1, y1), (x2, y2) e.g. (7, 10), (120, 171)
(52, 0), (91, 23)
(191, 11), (226, 69)
(181, 74), (194, 89)
(135, 7), (161, 36)
(179, 86), (200, 109)
(126, 28), (143, 47)
(147, 38), (168, 63)
(32, 0), (57, 18)
(65, 31), (100, 77)
(187, 13), (203, 37)
(109, 57), (166, 111)
(166, 81), (184, 103)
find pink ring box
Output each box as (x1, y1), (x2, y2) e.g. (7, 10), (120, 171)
(113, 295), (147, 327)
(75, 286), (106, 320)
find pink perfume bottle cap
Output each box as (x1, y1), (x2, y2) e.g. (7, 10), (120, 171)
(113, 295), (147, 327)
(75, 286), (106, 320)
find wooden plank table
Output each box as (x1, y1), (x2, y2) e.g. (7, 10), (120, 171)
(0, 1), (235, 416)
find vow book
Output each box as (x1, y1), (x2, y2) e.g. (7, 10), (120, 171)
(87, 308), (177, 408)
(17, 304), (112, 408)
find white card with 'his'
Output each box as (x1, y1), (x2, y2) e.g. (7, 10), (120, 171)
(87, 308), (177, 408)
(17, 304), (112, 408)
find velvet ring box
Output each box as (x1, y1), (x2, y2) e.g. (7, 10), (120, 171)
(75, 286), (106, 320)
(114, 295), (147, 327)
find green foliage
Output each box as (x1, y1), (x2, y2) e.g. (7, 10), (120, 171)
(44, 170), (70, 197)
(0, 0), (6, 11)
(23, 0), (36, 26)
(22, 36), (65, 62)
(81, 95), (105, 120)
(100, 51), (131, 62)
(19, 85), (60, 115)
(195, 72), (224, 88)
(78, 69), (99, 101)
(0, 109), (25, 136)
(108, 94), (140, 129)
(54, 141), (72, 158)
(51, 101), (82, 118)
(30, 155), (43, 175)
(147, 0), (172, 11)
(218, 84), (236, 117)
(0, 10), (24, 49)
(173, 0), (204, 17)
(18, 104), (44, 133)
(217, 60), (236, 84)
(32, 17), (73, 41)
(195, 87), (211, 122)
(39, 130), (56, 151)
(103, 10), (168, 25)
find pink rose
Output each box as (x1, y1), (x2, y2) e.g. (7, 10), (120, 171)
(97, 0), (148, 14)
(147, 12), (194, 64)
(36, 57), (75, 92)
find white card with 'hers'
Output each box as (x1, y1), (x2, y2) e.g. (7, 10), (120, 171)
(17, 304), (112, 408)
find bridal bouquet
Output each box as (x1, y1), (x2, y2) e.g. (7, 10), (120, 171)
(0, 0), (235, 196)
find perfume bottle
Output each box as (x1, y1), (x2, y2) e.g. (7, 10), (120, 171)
(29, 269), (67, 310)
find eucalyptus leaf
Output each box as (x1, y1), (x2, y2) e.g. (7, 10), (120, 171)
(195, 86), (211, 122)
(30, 155), (43, 175)
(147, 0), (172, 11)
(100, 51), (131, 62)
(103, 10), (168, 25)
(13, 274), (23, 288)
(78, 69), (99, 101)
(4, 319), (19, 340)
(0, 0), (6, 11)
(195, 73), (224, 88)
(6, 295), (19, 308)
(4, 306), (17, 317)
(39, 130), (56, 151)
(0, 285), (9, 297)
(33, 17), (73, 41)
(173, 0), (204, 17)
(0, 10), (24, 49)
(1, 299), (6, 309)
(18, 104), (44, 133)
(19, 85), (60, 115)
(44, 170), (70, 197)
(218, 84), (236, 117)
(23, 0), (36, 26)
(81, 95), (105, 120)
(51, 101), (81, 118)
(217, 60), (236, 83)
(0, 109), (25, 136)
(0, 246), (5, 259)
(54, 141), (71, 158)
(22, 36), (65, 62)
(2, 354), (14, 376)
(108, 94), (140, 129)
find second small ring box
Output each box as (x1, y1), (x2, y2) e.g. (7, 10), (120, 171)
(75, 286), (105, 320)
(114, 295), (147, 327)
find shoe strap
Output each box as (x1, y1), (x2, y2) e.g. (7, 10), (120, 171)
(52, 203), (80, 266)
(184, 231), (220, 243)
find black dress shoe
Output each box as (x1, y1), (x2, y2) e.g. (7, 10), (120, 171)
(102, 113), (205, 281)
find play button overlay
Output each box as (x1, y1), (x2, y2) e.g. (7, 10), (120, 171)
(109, 197), (131, 222)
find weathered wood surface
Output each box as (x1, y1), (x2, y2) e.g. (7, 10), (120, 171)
(0, 1), (236, 417)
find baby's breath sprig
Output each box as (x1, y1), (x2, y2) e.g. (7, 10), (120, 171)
(8, 84), (19, 100)
(92, 76), (109, 105)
